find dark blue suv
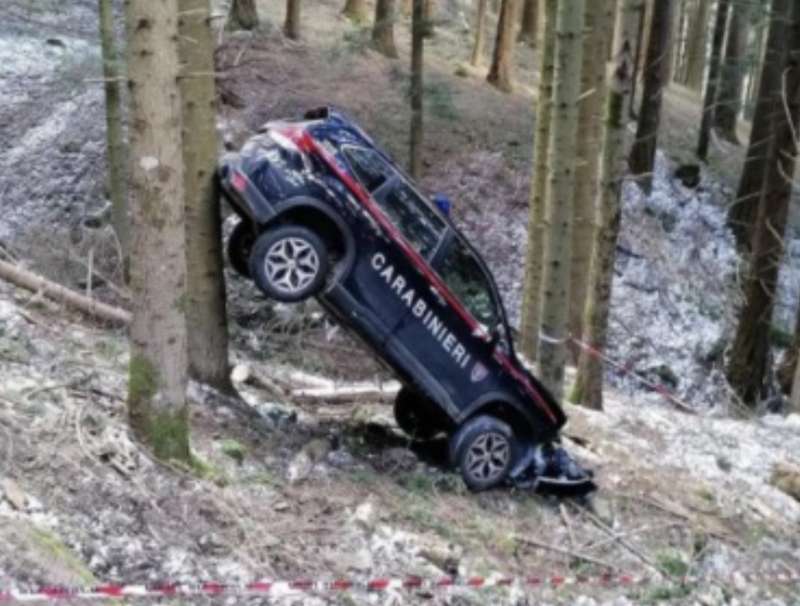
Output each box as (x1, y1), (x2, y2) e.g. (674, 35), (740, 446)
(219, 108), (593, 493)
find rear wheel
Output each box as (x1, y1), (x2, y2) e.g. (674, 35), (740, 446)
(227, 220), (256, 277)
(249, 226), (329, 302)
(450, 415), (520, 491)
(394, 387), (445, 440)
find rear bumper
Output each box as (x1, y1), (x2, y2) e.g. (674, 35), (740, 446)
(218, 154), (276, 225)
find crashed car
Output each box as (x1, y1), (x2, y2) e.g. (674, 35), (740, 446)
(218, 107), (594, 494)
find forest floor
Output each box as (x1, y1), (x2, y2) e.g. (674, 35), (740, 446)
(2, 0), (800, 604)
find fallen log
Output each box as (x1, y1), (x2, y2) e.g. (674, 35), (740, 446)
(0, 259), (131, 326)
(291, 382), (400, 404)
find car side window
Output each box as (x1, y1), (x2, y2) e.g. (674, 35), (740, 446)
(376, 180), (446, 257)
(437, 239), (499, 328)
(342, 146), (391, 192)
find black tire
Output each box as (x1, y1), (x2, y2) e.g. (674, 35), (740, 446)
(394, 387), (443, 440)
(249, 225), (329, 302)
(449, 415), (520, 491)
(227, 220), (256, 277)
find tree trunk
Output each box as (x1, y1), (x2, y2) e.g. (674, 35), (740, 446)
(343, 0), (368, 22)
(518, 0), (537, 45)
(373, 0), (398, 58)
(714, 1), (747, 143)
(227, 0), (259, 30)
(410, 0), (424, 178)
(423, 0), (436, 36)
(792, 349), (800, 413)
(628, 1), (646, 118)
(519, 0), (556, 361)
(743, 17), (767, 121)
(537, 0), (585, 400)
(125, 0), (191, 463)
(571, 0), (637, 410)
(470, 0), (489, 66)
(98, 0), (129, 276)
(778, 302), (800, 395)
(284, 0), (302, 39)
(178, 0), (233, 394)
(726, 1), (800, 408)
(683, 0), (710, 91)
(487, 0), (518, 93)
(569, 0), (614, 354)
(727, 0), (790, 250)
(628, 0), (672, 192)
(696, 0), (730, 160)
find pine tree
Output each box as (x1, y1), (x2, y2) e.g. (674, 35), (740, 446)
(538, 0), (585, 399)
(410, 0), (424, 178)
(683, 0), (710, 91)
(519, 0), (556, 361)
(518, 0), (537, 45)
(179, 0), (233, 394)
(726, 0), (800, 407)
(487, 0), (518, 92)
(697, 0), (730, 160)
(572, 0), (638, 409)
(778, 303), (800, 395)
(714, 1), (747, 143)
(373, 0), (399, 58)
(570, 0), (614, 352)
(791, 352), (800, 413)
(628, 0), (673, 192)
(343, 0), (368, 22)
(727, 0), (790, 249)
(284, 0), (302, 39)
(125, 0), (191, 463)
(470, 0), (489, 67)
(228, 0), (259, 30)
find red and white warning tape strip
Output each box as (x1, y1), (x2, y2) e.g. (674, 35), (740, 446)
(2, 572), (799, 603)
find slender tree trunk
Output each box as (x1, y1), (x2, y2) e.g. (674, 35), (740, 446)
(373, 0), (398, 57)
(518, 0), (537, 45)
(343, 0), (368, 21)
(726, 1), (800, 408)
(727, 0), (790, 250)
(571, 0), (637, 410)
(470, 0), (489, 66)
(792, 350), (800, 413)
(179, 0), (233, 394)
(487, 0), (518, 93)
(697, 0), (730, 160)
(519, 0), (556, 361)
(125, 0), (191, 463)
(423, 0), (436, 36)
(227, 0), (259, 30)
(538, 0), (585, 400)
(284, 0), (302, 39)
(628, 1), (646, 118)
(410, 0), (424, 178)
(778, 302), (800, 395)
(98, 0), (129, 276)
(714, 1), (747, 143)
(628, 0), (673, 193)
(743, 18), (767, 121)
(684, 0), (710, 91)
(569, 0), (613, 351)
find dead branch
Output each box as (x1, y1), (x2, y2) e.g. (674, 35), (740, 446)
(515, 536), (620, 571)
(0, 259), (131, 326)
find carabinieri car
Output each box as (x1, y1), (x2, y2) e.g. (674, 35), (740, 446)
(219, 107), (594, 494)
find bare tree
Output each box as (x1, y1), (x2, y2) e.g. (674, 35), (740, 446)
(487, 0), (518, 92)
(228, 0), (259, 30)
(518, 0), (537, 45)
(125, 0), (191, 462)
(683, 0), (710, 91)
(373, 0), (398, 58)
(284, 0), (302, 39)
(469, 0), (489, 66)
(410, 0), (424, 178)
(714, 0), (748, 143)
(697, 0), (730, 160)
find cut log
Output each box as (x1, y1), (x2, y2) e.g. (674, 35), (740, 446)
(0, 259), (131, 326)
(291, 382), (401, 404)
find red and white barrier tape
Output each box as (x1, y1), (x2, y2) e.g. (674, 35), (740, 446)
(2, 572), (799, 603)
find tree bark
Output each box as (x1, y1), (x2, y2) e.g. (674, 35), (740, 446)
(519, 0), (556, 361)
(792, 347), (800, 413)
(227, 0), (259, 30)
(727, 0), (790, 250)
(179, 0), (233, 394)
(628, 0), (672, 193)
(343, 0), (368, 22)
(628, 1), (646, 118)
(487, 0), (518, 93)
(125, 0), (191, 463)
(683, 0), (710, 91)
(538, 0), (585, 400)
(778, 302), (800, 395)
(726, 1), (800, 408)
(284, 0), (302, 39)
(714, 1), (747, 143)
(373, 0), (398, 58)
(696, 0), (730, 160)
(569, 0), (614, 354)
(470, 0), (489, 66)
(410, 0), (424, 178)
(423, 0), (436, 37)
(98, 0), (129, 276)
(518, 0), (537, 45)
(571, 0), (637, 410)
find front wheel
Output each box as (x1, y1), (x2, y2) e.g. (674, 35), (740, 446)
(449, 415), (520, 491)
(249, 226), (329, 302)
